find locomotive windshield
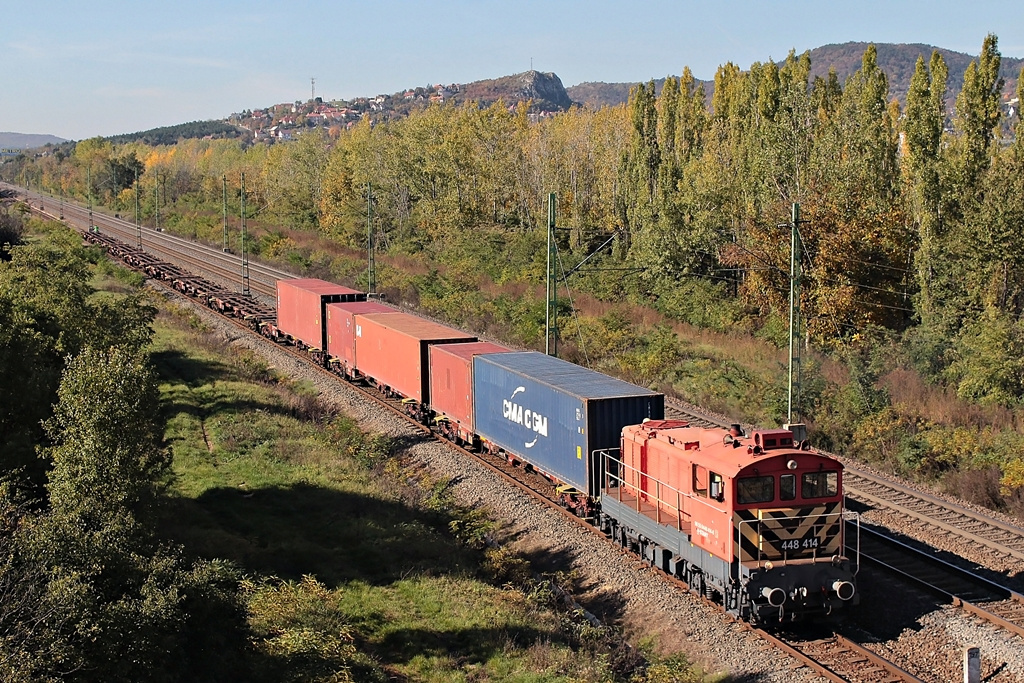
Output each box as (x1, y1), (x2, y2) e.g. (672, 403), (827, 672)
(780, 473), (796, 501)
(801, 471), (839, 498)
(736, 475), (774, 504)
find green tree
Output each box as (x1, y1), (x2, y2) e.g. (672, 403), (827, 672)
(0, 482), (71, 683)
(0, 298), (62, 480)
(27, 347), (248, 682)
(904, 52), (947, 327)
(618, 81), (660, 255)
(950, 34), (1003, 200)
(945, 308), (1024, 406)
(107, 152), (144, 195)
(263, 129), (331, 230)
(925, 35), (1005, 341)
(0, 226), (156, 483)
(43, 347), (168, 531)
(0, 208), (25, 260)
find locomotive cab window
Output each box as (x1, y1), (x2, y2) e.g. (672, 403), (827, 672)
(693, 465), (708, 497)
(780, 474), (796, 501)
(709, 472), (725, 502)
(736, 475), (774, 504)
(801, 471), (838, 499)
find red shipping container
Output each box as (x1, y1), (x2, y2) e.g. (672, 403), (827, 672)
(429, 342), (511, 436)
(276, 279), (364, 350)
(354, 313), (475, 403)
(326, 301), (398, 374)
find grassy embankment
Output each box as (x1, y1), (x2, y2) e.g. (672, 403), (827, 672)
(144, 297), (710, 682)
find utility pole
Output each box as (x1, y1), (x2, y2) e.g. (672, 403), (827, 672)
(87, 166), (93, 230)
(240, 172), (250, 294)
(367, 183), (376, 294)
(135, 171), (141, 247)
(787, 203), (804, 427)
(222, 175), (228, 251)
(154, 181), (159, 232)
(544, 193), (557, 356)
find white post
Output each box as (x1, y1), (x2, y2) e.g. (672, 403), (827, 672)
(964, 646), (980, 683)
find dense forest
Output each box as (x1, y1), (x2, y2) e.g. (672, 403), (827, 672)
(104, 121), (244, 146)
(5, 37), (1024, 514)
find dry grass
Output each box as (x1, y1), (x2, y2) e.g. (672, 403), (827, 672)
(881, 368), (1023, 432)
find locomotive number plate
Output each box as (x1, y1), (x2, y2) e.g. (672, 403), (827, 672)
(779, 537), (819, 551)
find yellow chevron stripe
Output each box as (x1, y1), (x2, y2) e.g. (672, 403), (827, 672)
(733, 504), (844, 561)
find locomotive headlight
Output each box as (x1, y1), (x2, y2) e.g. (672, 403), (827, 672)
(786, 460), (798, 470)
(762, 587), (786, 606)
(832, 580), (855, 601)
(763, 561), (774, 571)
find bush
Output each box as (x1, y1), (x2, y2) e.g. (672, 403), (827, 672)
(944, 466), (1005, 510)
(243, 575), (360, 683)
(652, 278), (746, 333)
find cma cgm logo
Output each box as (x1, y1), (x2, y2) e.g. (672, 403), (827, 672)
(502, 386), (548, 448)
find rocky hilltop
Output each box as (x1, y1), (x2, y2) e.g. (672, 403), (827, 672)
(459, 70), (575, 112)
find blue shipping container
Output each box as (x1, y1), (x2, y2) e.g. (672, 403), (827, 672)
(472, 352), (664, 495)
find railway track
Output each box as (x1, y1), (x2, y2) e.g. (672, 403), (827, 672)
(759, 630), (924, 683)
(16, 186), (285, 297)
(854, 524), (1024, 639)
(14, 185), (1019, 681)
(145, 255), (919, 683)
(843, 469), (1024, 564)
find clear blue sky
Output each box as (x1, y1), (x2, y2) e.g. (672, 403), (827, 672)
(5, 0), (1021, 141)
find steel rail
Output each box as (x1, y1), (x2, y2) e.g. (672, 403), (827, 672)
(853, 524), (1024, 641)
(754, 629), (924, 683)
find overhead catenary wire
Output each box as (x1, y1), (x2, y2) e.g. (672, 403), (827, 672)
(554, 239), (592, 369)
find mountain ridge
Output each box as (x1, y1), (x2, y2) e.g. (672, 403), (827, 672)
(7, 42), (1021, 144)
(565, 41), (1022, 109)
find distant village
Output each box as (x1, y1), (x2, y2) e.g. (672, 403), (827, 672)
(228, 83), (462, 142)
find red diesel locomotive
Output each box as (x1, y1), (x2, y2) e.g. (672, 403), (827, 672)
(601, 420), (858, 623)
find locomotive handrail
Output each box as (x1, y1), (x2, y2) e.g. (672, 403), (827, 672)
(598, 449), (688, 532)
(843, 509), (861, 577)
(597, 448), (730, 526)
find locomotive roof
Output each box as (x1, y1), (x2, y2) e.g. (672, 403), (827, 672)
(627, 422), (840, 477)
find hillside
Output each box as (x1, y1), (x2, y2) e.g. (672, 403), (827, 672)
(0, 132), (67, 149)
(11, 42), (1015, 146)
(226, 42), (1019, 141)
(565, 42), (1023, 108)
(105, 120), (245, 145)
(806, 42), (1021, 106)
